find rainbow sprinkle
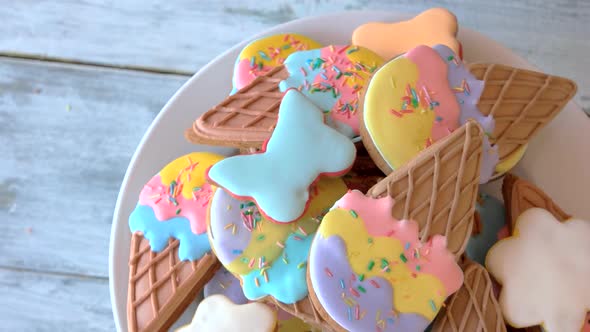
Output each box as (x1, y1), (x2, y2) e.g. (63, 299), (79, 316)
(429, 299), (437, 312)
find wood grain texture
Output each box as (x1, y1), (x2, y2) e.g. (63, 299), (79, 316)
(0, 268), (113, 331)
(1, 0), (588, 112)
(0, 58), (187, 277)
(1, 1), (588, 330)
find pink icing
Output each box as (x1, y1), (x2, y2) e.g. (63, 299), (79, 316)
(138, 175), (213, 235)
(336, 190), (463, 294)
(405, 45), (460, 142)
(234, 58), (273, 90)
(313, 46), (368, 134)
(335, 189), (417, 243)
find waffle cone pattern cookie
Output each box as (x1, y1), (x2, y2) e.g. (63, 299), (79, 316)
(486, 175), (590, 332)
(185, 65), (289, 148)
(367, 120), (484, 257)
(432, 259), (507, 332)
(468, 63), (577, 165)
(127, 152), (224, 332)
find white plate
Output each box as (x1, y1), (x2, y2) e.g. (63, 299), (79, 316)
(109, 10), (590, 331)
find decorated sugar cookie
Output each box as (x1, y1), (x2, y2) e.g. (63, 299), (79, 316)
(207, 89), (356, 223)
(127, 152), (224, 332)
(232, 33), (321, 93)
(208, 177), (347, 304)
(360, 45), (461, 173)
(308, 190), (463, 332)
(280, 45), (384, 137)
(352, 8), (460, 60)
(486, 208), (590, 332)
(432, 44), (498, 182)
(465, 193), (509, 266)
(176, 295), (277, 332)
(129, 152), (223, 261)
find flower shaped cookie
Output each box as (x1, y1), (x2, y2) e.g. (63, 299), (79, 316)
(176, 295), (277, 332)
(486, 207), (590, 332)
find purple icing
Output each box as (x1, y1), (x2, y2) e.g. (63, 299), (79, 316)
(309, 234), (430, 332)
(204, 267), (248, 305)
(208, 189), (255, 265)
(433, 44), (499, 183)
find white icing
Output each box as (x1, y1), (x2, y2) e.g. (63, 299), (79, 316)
(486, 208), (590, 332)
(176, 295), (276, 332)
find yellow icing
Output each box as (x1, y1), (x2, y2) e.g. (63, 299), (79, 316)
(495, 144), (527, 174)
(239, 33), (321, 67)
(227, 177), (347, 275)
(363, 57), (434, 169)
(278, 316), (318, 332)
(159, 152), (224, 200)
(341, 46), (385, 89)
(319, 208), (447, 320)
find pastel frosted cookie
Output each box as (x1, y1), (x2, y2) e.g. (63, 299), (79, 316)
(207, 89), (355, 223)
(127, 152), (224, 332)
(176, 295), (277, 332)
(280, 45), (384, 138)
(486, 208), (590, 332)
(204, 267), (248, 305)
(232, 33), (321, 93)
(352, 8), (459, 60)
(360, 45), (461, 174)
(465, 193), (508, 265)
(130, 152), (223, 260)
(208, 177), (347, 304)
(432, 44), (498, 183)
(308, 190), (464, 332)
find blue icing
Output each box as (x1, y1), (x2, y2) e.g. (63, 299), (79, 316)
(207, 90), (355, 223)
(279, 48), (339, 113)
(230, 52), (241, 94)
(129, 204), (211, 261)
(465, 194), (507, 265)
(241, 232), (313, 304)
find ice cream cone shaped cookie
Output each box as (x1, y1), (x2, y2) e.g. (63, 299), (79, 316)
(127, 152), (224, 332)
(367, 120), (484, 256)
(304, 120), (484, 332)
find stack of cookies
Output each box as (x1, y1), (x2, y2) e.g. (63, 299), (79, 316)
(124, 8), (584, 332)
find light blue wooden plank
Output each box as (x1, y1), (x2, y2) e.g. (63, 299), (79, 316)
(1, 1), (587, 111)
(0, 268), (113, 331)
(0, 58), (188, 277)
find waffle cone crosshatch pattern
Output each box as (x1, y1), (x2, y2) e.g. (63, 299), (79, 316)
(185, 66), (289, 148)
(127, 233), (220, 332)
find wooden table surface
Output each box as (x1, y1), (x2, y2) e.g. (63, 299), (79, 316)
(1, 1), (588, 330)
